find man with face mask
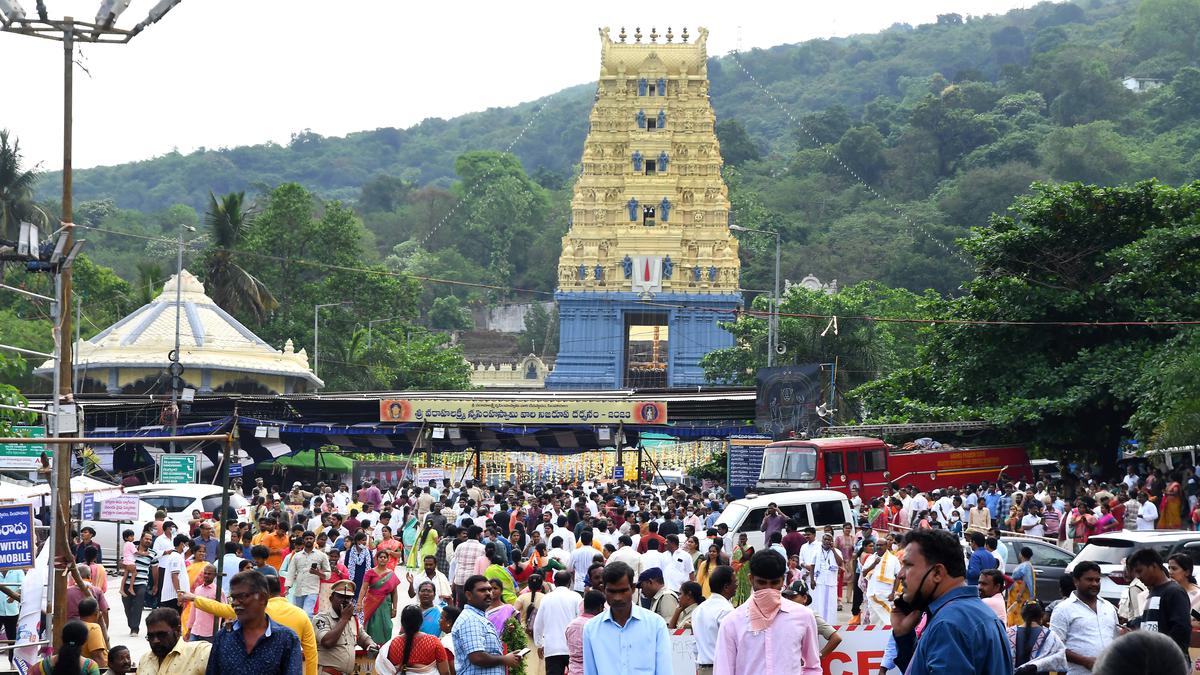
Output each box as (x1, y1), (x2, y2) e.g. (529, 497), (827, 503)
(713, 549), (821, 674)
(892, 528), (1012, 675)
(137, 607), (211, 675)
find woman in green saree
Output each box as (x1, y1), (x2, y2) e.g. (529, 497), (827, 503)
(731, 532), (754, 606)
(407, 516), (439, 570)
(357, 549), (401, 644)
(483, 553), (518, 604)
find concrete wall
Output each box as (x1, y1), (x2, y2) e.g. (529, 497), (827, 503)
(482, 301), (557, 334)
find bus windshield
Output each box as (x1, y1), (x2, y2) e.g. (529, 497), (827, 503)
(783, 447), (817, 480)
(761, 445), (817, 481)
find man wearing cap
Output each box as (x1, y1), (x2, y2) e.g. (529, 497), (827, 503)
(636, 568), (678, 623)
(313, 580), (378, 675)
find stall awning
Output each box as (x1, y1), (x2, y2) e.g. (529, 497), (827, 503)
(264, 449), (354, 472)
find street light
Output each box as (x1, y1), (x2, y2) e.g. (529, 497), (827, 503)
(0, 0), (182, 651)
(730, 224), (782, 367)
(314, 301), (352, 384)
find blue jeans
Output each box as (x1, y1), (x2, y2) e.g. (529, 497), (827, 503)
(296, 594), (318, 613)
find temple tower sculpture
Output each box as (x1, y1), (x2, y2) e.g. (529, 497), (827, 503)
(546, 26), (741, 390)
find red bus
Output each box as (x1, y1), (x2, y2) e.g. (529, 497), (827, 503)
(755, 436), (1033, 499)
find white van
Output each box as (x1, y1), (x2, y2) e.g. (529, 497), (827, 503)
(714, 489), (854, 552)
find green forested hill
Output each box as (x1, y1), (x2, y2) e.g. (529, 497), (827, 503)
(21, 0), (1200, 306)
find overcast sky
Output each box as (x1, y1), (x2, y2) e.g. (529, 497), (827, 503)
(1, 0), (1036, 171)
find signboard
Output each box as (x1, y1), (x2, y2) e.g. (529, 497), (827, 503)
(415, 468), (444, 486)
(727, 435), (771, 499)
(81, 493), (95, 520)
(0, 426), (46, 470)
(755, 364), (824, 437)
(612, 465), (625, 480)
(98, 495), (140, 521)
(379, 398), (668, 425)
(158, 454), (197, 484)
(229, 463), (243, 478)
(0, 504), (35, 569)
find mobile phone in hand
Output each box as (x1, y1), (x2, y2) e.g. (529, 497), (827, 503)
(893, 595), (914, 614)
(514, 648), (531, 658)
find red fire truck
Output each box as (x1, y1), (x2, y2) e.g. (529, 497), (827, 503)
(755, 436), (1033, 499)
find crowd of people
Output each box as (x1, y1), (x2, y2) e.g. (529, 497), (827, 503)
(24, 459), (1200, 675)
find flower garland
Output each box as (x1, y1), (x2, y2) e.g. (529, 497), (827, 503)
(500, 614), (529, 675)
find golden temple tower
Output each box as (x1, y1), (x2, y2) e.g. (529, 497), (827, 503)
(547, 26), (742, 390)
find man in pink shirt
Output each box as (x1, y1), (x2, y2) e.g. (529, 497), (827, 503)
(977, 569), (1008, 626)
(566, 590), (604, 675)
(186, 563), (218, 642)
(714, 549), (822, 675)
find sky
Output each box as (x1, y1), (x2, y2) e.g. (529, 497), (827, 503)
(0, 0), (1037, 171)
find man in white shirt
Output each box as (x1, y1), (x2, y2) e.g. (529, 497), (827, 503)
(663, 537), (695, 593)
(1136, 492), (1159, 531)
(691, 564), (735, 675)
(153, 521), (178, 556)
(552, 517), (576, 552)
(1123, 467), (1140, 493)
(533, 570), (581, 675)
(1050, 561), (1119, 675)
(1021, 502), (1046, 538)
(860, 539), (900, 626)
(797, 528), (820, 586)
(640, 537), (668, 574)
(571, 532), (601, 591)
(606, 535), (642, 577)
(157, 534), (189, 611)
(933, 491), (955, 527)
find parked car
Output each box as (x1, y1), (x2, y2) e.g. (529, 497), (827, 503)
(80, 483), (250, 563)
(1065, 530), (1200, 604)
(714, 489), (854, 552)
(997, 536), (1075, 601)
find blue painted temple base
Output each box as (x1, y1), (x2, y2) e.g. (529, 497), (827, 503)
(546, 291), (742, 390)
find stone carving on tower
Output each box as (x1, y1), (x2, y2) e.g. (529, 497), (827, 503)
(547, 27), (742, 390)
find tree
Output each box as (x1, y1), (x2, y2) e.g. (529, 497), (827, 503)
(135, 261), (166, 306)
(833, 126), (886, 183)
(0, 130), (42, 241)
(853, 181), (1200, 466)
(358, 174), (412, 213)
(429, 295), (472, 331)
(201, 191), (278, 323)
(516, 302), (558, 356)
(1130, 0), (1200, 62)
(1039, 122), (1132, 185)
(715, 119), (761, 166)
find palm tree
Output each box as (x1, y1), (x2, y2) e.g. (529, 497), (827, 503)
(201, 191), (277, 323)
(0, 129), (42, 241)
(135, 260), (166, 306)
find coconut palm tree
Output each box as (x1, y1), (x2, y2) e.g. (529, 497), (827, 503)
(135, 260), (166, 306)
(0, 129), (43, 242)
(201, 191), (277, 323)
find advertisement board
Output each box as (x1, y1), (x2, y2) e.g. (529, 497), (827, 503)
(0, 426), (46, 470)
(666, 625), (897, 675)
(0, 504), (35, 570)
(415, 468), (445, 486)
(379, 398), (668, 425)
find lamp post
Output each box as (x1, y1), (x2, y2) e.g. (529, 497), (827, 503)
(169, 224), (195, 452)
(0, 0), (183, 650)
(730, 224), (781, 367)
(314, 302), (351, 384)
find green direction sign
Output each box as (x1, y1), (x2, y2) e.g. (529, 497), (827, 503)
(0, 426), (47, 469)
(158, 454), (197, 484)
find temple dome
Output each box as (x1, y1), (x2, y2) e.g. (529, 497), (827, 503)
(35, 269), (322, 394)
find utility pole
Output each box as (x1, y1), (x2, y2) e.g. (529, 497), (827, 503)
(0, 1), (185, 650)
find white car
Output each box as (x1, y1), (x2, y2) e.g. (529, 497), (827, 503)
(1065, 530), (1200, 604)
(714, 489), (854, 552)
(79, 483), (250, 563)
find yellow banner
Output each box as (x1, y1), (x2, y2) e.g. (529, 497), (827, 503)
(379, 398), (668, 425)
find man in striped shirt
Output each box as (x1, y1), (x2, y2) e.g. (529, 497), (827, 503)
(124, 532), (158, 636)
(452, 526), (486, 607)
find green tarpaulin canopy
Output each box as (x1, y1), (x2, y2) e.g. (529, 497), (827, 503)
(267, 449), (354, 472)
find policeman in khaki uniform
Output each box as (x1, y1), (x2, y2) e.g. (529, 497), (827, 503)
(312, 580), (379, 675)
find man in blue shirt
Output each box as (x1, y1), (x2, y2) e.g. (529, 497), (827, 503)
(206, 569), (304, 675)
(452, 575), (522, 675)
(893, 528), (1012, 675)
(583, 561), (672, 675)
(984, 485), (1002, 521)
(965, 531), (997, 585)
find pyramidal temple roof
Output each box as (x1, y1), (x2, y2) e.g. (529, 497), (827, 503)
(35, 269), (322, 389)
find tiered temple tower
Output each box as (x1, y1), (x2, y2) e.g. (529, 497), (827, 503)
(546, 26), (741, 390)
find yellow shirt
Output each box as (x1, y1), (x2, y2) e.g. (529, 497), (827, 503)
(190, 595), (318, 675)
(83, 621), (107, 665)
(136, 639), (211, 675)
